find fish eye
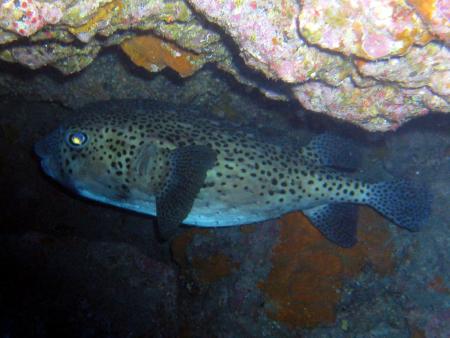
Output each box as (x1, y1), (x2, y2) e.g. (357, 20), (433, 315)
(66, 131), (88, 148)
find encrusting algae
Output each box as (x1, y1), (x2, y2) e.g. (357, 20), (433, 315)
(121, 34), (205, 77)
(68, 0), (123, 39)
(259, 208), (395, 328)
(172, 229), (239, 285)
(192, 254), (239, 284)
(171, 208), (395, 329)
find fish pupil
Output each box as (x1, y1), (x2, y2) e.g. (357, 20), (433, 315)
(66, 131), (88, 148)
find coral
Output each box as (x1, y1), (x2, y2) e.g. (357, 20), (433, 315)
(120, 34), (205, 78)
(292, 78), (440, 131)
(407, 0), (450, 43)
(0, 0), (226, 67)
(356, 43), (450, 97)
(67, 0), (123, 42)
(0, 41), (101, 74)
(187, 0), (449, 130)
(188, 0), (340, 83)
(0, 0), (63, 37)
(0, 29), (18, 44)
(259, 208), (394, 328)
(0, 0), (448, 131)
(298, 0), (432, 60)
(63, 0), (116, 27)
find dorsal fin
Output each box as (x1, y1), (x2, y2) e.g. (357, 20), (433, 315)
(300, 133), (362, 170)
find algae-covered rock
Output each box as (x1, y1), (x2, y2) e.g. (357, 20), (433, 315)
(0, 40), (101, 74)
(0, 0), (449, 131)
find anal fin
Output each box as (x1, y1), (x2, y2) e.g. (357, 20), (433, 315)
(303, 203), (359, 248)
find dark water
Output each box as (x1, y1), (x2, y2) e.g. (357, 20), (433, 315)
(0, 55), (449, 337)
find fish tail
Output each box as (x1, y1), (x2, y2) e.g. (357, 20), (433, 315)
(366, 180), (432, 231)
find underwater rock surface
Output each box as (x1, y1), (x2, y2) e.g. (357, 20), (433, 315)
(0, 0), (449, 131)
(0, 99), (449, 337)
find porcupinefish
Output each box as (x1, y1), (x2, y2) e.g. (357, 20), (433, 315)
(35, 100), (431, 247)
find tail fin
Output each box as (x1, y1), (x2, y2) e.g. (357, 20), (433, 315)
(368, 180), (431, 231)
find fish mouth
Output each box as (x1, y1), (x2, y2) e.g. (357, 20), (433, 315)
(36, 157), (58, 181)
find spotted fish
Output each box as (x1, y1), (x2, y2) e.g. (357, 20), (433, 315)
(35, 100), (431, 247)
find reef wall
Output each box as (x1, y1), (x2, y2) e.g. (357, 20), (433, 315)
(0, 0), (449, 131)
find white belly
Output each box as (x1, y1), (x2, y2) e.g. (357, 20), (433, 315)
(77, 188), (286, 227)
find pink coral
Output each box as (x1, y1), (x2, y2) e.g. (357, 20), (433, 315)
(298, 0), (432, 60)
(0, 0), (62, 37)
(0, 0), (447, 131)
(356, 43), (450, 97)
(362, 33), (393, 59)
(188, 0), (318, 83)
(293, 79), (432, 131)
(408, 0), (450, 43)
(188, 0), (448, 130)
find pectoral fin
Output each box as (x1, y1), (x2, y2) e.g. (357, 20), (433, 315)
(156, 145), (217, 241)
(303, 203), (359, 248)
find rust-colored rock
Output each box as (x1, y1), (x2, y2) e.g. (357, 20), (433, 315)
(171, 229), (239, 285)
(428, 276), (450, 294)
(259, 208), (394, 328)
(239, 224), (257, 234)
(171, 228), (208, 268)
(192, 254), (239, 284)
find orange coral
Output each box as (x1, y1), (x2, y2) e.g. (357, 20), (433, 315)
(121, 35), (204, 78)
(408, 0), (436, 21)
(259, 207), (394, 328)
(407, 0), (449, 42)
